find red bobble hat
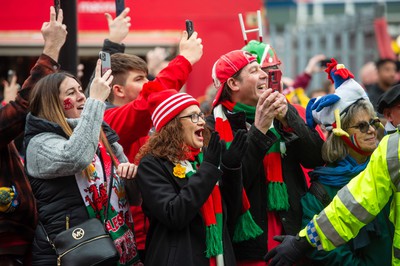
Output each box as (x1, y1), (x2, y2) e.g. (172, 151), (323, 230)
(142, 81), (199, 131)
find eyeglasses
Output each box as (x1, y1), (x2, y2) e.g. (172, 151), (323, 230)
(349, 118), (381, 133)
(178, 112), (205, 123)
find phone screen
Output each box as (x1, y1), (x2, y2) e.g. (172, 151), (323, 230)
(268, 69), (282, 93)
(99, 52), (111, 76)
(185, 20), (194, 39)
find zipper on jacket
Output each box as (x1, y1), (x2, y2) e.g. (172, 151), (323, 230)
(65, 213), (70, 230)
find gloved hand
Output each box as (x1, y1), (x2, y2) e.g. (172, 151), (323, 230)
(203, 132), (221, 167)
(264, 234), (312, 266)
(305, 97), (317, 129)
(221, 129), (248, 168)
(312, 94), (340, 112)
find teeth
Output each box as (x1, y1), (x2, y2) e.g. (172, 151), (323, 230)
(258, 84), (266, 89)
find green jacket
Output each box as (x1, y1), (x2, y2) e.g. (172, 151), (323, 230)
(301, 183), (393, 265)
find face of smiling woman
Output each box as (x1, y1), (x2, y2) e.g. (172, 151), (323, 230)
(58, 77), (86, 119)
(178, 105), (205, 149)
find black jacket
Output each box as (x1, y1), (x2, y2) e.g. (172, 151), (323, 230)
(206, 103), (325, 261)
(24, 114), (120, 266)
(136, 155), (242, 266)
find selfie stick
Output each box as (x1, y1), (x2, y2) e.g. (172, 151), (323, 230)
(238, 10), (263, 45)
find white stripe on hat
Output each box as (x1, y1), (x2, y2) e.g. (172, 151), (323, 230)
(152, 93), (197, 129)
(221, 55), (240, 73)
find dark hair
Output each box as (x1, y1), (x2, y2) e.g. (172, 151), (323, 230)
(219, 68), (244, 103)
(109, 53), (148, 102)
(375, 58), (397, 70)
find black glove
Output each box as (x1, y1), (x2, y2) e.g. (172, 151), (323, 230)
(264, 234), (312, 266)
(221, 129), (248, 168)
(203, 132), (221, 167)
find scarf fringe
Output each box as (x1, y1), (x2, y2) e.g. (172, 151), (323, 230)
(232, 210), (263, 243)
(267, 182), (290, 211)
(205, 224), (223, 258)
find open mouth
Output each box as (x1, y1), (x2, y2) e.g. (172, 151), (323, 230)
(77, 104), (85, 110)
(257, 84), (267, 90)
(195, 129), (204, 139)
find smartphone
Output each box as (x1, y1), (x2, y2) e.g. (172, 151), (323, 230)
(268, 69), (282, 92)
(319, 59), (331, 68)
(54, 0), (60, 19)
(7, 69), (16, 84)
(99, 51), (111, 76)
(185, 20), (194, 39)
(115, 0), (125, 17)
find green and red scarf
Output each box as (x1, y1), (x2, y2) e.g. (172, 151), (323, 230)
(75, 142), (142, 266)
(214, 101), (290, 243)
(173, 150), (224, 265)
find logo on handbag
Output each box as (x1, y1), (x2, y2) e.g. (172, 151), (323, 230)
(72, 228), (85, 240)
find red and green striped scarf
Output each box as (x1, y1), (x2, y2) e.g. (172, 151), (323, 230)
(214, 101), (290, 241)
(174, 151), (223, 263)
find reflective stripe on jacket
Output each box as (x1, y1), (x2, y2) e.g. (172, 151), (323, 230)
(299, 131), (400, 265)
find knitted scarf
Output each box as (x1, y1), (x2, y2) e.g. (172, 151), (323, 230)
(310, 155), (370, 187)
(75, 142), (141, 266)
(173, 150), (223, 264)
(214, 101), (268, 243)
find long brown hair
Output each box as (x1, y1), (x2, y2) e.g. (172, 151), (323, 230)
(29, 72), (117, 178)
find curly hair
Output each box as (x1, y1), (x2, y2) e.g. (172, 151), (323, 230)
(136, 117), (211, 163)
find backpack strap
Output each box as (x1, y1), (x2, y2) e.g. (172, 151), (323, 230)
(308, 181), (332, 207)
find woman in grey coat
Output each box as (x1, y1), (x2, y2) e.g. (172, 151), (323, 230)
(24, 61), (142, 266)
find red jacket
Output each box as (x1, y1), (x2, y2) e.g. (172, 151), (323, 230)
(104, 55), (192, 251)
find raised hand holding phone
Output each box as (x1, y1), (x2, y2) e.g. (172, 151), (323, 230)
(99, 51), (111, 76)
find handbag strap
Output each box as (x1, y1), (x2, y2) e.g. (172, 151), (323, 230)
(41, 147), (116, 247)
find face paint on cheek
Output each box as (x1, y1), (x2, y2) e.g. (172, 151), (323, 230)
(63, 98), (74, 111)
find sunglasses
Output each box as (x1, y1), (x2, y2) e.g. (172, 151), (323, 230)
(349, 118), (381, 133)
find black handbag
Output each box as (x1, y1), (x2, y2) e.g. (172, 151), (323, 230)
(41, 161), (120, 266)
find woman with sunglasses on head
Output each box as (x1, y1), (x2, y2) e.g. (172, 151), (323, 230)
(24, 60), (142, 265)
(136, 81), (247, 266)
(294, 60), (393, 265)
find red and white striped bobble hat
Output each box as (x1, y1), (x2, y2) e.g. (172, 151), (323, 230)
(143, 81), (199, 131)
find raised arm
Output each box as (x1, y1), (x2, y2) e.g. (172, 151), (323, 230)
(0, 6), (66, 147)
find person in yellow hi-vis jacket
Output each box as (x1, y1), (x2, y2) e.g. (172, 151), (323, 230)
(264, 59), (399, 266)
(265, 130), (399, 265)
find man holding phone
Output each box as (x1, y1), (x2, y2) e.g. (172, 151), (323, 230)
(207, 50), (325, 265)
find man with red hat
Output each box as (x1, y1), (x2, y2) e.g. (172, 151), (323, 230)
(207, 50), (325, 265)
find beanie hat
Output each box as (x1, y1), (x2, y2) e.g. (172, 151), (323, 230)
(308, 58), (369, 131)
(211, 50), (257, 106)
(242, 40), (281, 68)
(142, 81), (199, 131)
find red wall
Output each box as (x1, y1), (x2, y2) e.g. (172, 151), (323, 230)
(1, 0), (262, 97)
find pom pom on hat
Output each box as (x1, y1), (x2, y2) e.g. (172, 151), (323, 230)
(211, 50), (257, 106)
(142, 81), (199, 131)
(307, 58), (369, 131)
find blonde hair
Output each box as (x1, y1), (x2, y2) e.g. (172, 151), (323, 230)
(322, 99), (376, 163)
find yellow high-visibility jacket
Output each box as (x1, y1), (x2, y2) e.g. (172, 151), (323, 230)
(300, 131), (400, 265)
